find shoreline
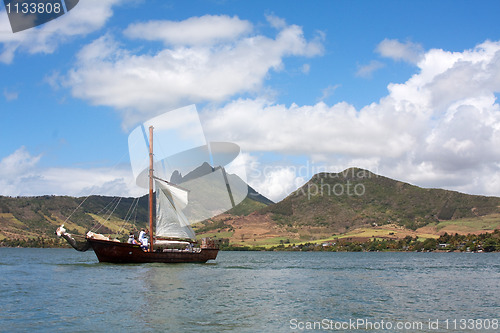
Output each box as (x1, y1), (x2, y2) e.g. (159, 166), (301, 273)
(2, 228), (498, 252)
(1, 245), (497, 253)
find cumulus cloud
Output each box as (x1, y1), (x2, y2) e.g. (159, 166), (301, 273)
(0, 146), (143, 197)
(202, 40), (500, 199)
(202, 98), (419, 158)
(376, 38), (424, 64)
(0, 0), (121, 64)
(249, 166), (305, 202)
(0, 146), (41, 179)
(124, 15), (253, 46)
(63, 15), (324, 127)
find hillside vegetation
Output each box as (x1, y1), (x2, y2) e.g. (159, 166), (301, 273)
(0, 195), (150, 247)
(263, 168), (500, 232)
(196, 168), (500, 247)
(1, 168), (499, 249)
(0, 187), (270, 247)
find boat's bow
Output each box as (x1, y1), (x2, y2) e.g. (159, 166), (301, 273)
(55, 224), (91, 252)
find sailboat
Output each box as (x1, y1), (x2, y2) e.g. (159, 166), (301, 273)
(56, 105), (247, 263)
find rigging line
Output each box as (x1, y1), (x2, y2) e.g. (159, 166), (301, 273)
(93, 197), (122, 234)
(60, 143), (133, 232)
(90, 196), (120, 231)
(133, 200), (138, 225)
(117, 197), (139, 235)
(123, 197), (137, 222)
(105, 197), (122, 222)
(96, 196), (120, 216)
(123, 199), (138, 225)
(130, 198), (140, 223)
(63, 196), (90, 226)
(102, 197), (120, 218)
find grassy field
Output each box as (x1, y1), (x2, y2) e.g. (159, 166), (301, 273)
(0, 213), (41, 239)
(222, 223), (483, 248)
(196, 213), (500, 248)
(434, 214), (500, 233)
(196, 231), (234, 239)
(234, 236), (302, 248)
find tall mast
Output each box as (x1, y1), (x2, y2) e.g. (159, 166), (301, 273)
(148, 126), (154, 252)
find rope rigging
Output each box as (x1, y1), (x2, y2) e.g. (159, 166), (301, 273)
(92, 197), (123, 234)
(117, 197), (141, 235)
(89, 196), (120, 232)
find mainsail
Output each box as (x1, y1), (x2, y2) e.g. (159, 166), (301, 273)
(155, 178), (196, 241)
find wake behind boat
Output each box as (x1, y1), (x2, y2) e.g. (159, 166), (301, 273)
(56, 105), (248, 263)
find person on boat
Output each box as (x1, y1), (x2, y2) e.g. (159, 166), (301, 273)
(140, 235), (149, 251)
(138, 229), (146, 243)
(128, 232), (139, 245)
(138, 229), (149, 250)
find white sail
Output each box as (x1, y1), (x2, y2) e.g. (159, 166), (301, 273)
(155, 179), (196, 241)
(127, 104), (248, 238)
(155, 177), (188, 210)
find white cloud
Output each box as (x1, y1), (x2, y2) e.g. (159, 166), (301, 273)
(124, 15), (253, 46)
(202, 98), (419, 159)
(265, 14), (287, 30)
(318, 84), (340, 101)
(11, 2), (495, 201)
(202, 40), (500, 198)
(0, 146), (41, 179)
(0, 0), (121, 64)
(356, 60), (385, 78)
(250, 166), (305, 202)
(63, 15), (324, 127)
(3, 88), (18, 101)
(376, 38), (424, 64)
(35, 166), (144, 197)
(0, 146), (144, 197)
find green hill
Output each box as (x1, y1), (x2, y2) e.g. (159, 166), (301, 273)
(189, 168), (500, 248)
(2, 167), (499, 248)
(0, 195), (150, 247)
(261, 168), (500, 233)
(0, 185), (272, 247)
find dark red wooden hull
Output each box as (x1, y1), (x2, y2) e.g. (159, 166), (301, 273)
(87, 238), (219, 263)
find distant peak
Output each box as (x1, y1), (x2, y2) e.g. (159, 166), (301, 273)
(314, 167), (376, 180)
(170, 162), (216, 184)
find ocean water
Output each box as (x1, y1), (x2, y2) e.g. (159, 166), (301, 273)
(0, 249), (499, 332)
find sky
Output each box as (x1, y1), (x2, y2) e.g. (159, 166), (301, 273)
(1, 0), (500, 202)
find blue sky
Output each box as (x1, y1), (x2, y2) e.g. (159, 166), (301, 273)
(1, 0), (500, 201)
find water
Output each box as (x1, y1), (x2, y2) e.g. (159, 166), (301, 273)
(0, 249), (499, 332)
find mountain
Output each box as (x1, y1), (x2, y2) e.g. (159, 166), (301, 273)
(2, 167), (499, 248)
(170, 161), (214, 183)
(171, 162), (273, 207)
(265, 167), (500, 231)
(0, 195), (150, 247)
(195, 168), (500, 246)
(0, 170), (273, 246)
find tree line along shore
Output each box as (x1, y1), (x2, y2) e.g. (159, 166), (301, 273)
(220, 230), (500, 252)
(6, 230), (498, 252)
